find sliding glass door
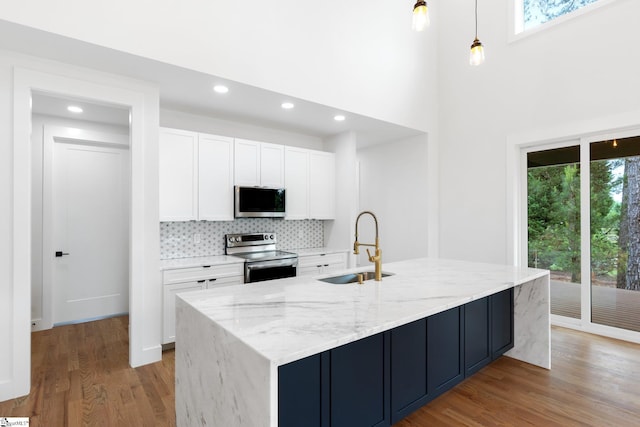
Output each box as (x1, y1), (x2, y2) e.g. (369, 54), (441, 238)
(590, 138), (640, 333)
(526, 136), (640, 338)
(527, 145), (581, 320)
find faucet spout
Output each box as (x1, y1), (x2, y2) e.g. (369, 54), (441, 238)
(354, 211), (383, 281)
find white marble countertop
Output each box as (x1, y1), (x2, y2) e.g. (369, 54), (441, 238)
(160, 255), (244, 270)
(178, 257), (549, 367)
(290, 247), (350, 256)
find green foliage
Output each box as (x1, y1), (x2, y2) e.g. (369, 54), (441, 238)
(528, 160), (620, 281)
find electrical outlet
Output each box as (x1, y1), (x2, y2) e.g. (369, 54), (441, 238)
(194, 233), (201, 244)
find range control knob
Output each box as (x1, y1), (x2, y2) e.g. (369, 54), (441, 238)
(270, 234), (275, 240)
(235, 236), (241, 243)
(264, 234), (270, 240)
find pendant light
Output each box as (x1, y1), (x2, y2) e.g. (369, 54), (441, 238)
(469, 0), (485, 66)
(412, 1), (429, 32)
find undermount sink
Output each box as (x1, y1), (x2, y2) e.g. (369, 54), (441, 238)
(318, 271), (393, 284)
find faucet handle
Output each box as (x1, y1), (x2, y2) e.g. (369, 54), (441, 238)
(353, 241), (360, 255)
(366, 248), (374, 261)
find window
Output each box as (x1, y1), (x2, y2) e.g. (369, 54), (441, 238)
(514, 0), (613, 35)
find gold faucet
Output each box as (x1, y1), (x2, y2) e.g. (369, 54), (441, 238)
(353, 211), (382, 281)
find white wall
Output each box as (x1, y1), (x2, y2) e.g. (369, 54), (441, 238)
(30, 114), (129, 325)
(1, 48), (161, 402)
(160, 108), (323, 150)
(438, 0), (640, 264)
(0, 1), (438, 133)
(357, 135), (429, 265)
(324, 132), (358, 266)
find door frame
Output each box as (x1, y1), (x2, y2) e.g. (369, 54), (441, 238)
(506, 113), (640, 344)
(41, 125), (129, 330)
(10, 67), (161, 399)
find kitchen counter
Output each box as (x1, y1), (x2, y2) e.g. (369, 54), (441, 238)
(291, 247), (349, 256)
(159, 255), (244, 270)
(175, 257), (550, 427)
(160, 248), (348, 270)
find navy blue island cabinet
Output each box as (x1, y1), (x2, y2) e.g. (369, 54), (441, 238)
(278, 288), (514, 427)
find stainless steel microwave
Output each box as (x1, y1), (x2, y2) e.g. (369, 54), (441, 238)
(234, 186), (286, 218)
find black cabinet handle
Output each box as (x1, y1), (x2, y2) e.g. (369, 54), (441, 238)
(209, 278), (217, 282)
(55, 251), (70, 257)
(324, 264), (329, 267)
(203, 265), (211, 268)
(197, 280), (206, 283)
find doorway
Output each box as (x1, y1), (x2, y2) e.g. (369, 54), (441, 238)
(31, 93), (132, 329)
(9, 67), (161, 401)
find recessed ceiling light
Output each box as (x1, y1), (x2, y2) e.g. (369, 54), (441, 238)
(67, 105), (83, 113)
(213, 85), (229, 94)
(281, 102), (295, 110)
(334, 115), (346, 122)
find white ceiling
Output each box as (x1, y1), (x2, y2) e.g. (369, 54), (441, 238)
(1, 19), (423, 147)
(32, 92), (130, 126)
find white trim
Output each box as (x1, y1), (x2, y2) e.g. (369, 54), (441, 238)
(6, 67), (160, 402)
(579, 139), (591, 330)
(509, 0), (623, 43)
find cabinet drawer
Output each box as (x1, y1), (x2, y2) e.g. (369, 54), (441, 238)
(206, 275), (244, 288)
(298, 253), (346, 268)
(163, 263), (244, 285)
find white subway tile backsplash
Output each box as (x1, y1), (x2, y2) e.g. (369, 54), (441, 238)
(160, 219), (324, 259)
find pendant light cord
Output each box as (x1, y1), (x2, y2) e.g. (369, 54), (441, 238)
(475, 0), (478, 39)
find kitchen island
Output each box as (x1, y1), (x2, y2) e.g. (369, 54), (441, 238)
(175, 257), (550, 427)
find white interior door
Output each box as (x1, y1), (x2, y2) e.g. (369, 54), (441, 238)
(48, 139), (129, 325)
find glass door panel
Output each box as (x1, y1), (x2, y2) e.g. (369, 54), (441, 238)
(590, 138), (640, 332)
(527, 146), (581, 319)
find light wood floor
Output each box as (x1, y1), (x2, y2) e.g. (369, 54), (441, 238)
(1, 317), (639, 426)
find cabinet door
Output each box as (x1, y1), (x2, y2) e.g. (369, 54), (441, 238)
(491, 288), (514, 359)
(163, 281), (205, 344)
(284, 147), (309, 219)
(464, 297), (491, 376)
(330, 333), (389, 427)
(234, 138), (260, 186)
(309, 151), (335, 219)
(159, 128), (198, 221)
(278, 354), (324, 427)
(427, 306), (464, 397)
(390, 319), (428, 423)
(261, 142), (285, 188)
(198, 134), (234, 220)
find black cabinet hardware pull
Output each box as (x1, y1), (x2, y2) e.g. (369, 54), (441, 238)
(197, 280), (206, 283)
(55, 251), (70, 257)
(209, 278), (217, 282)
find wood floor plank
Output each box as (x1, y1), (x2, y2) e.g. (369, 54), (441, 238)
(1, 318), (639, 426)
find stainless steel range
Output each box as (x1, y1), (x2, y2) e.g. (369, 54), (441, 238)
(225, 233), (298, 283)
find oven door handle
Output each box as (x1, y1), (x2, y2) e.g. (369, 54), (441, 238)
(246, 258), (298, 270)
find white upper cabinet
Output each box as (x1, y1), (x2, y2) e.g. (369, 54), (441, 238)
(309, 151), (335, 219)
(260, 142), (285, 188)
(160, 127), (234, 222)
(284, 147), (309, 220)
(234, 139), (261, 186)
(284, 147), (335, 220)
(234, 139), (285, 187)
(159, 128), (198, 221)
(198, 134), (234, 221)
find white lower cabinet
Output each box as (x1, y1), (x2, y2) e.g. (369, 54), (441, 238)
(297, 252), (347, 277)
(162, 263), (243, 344)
